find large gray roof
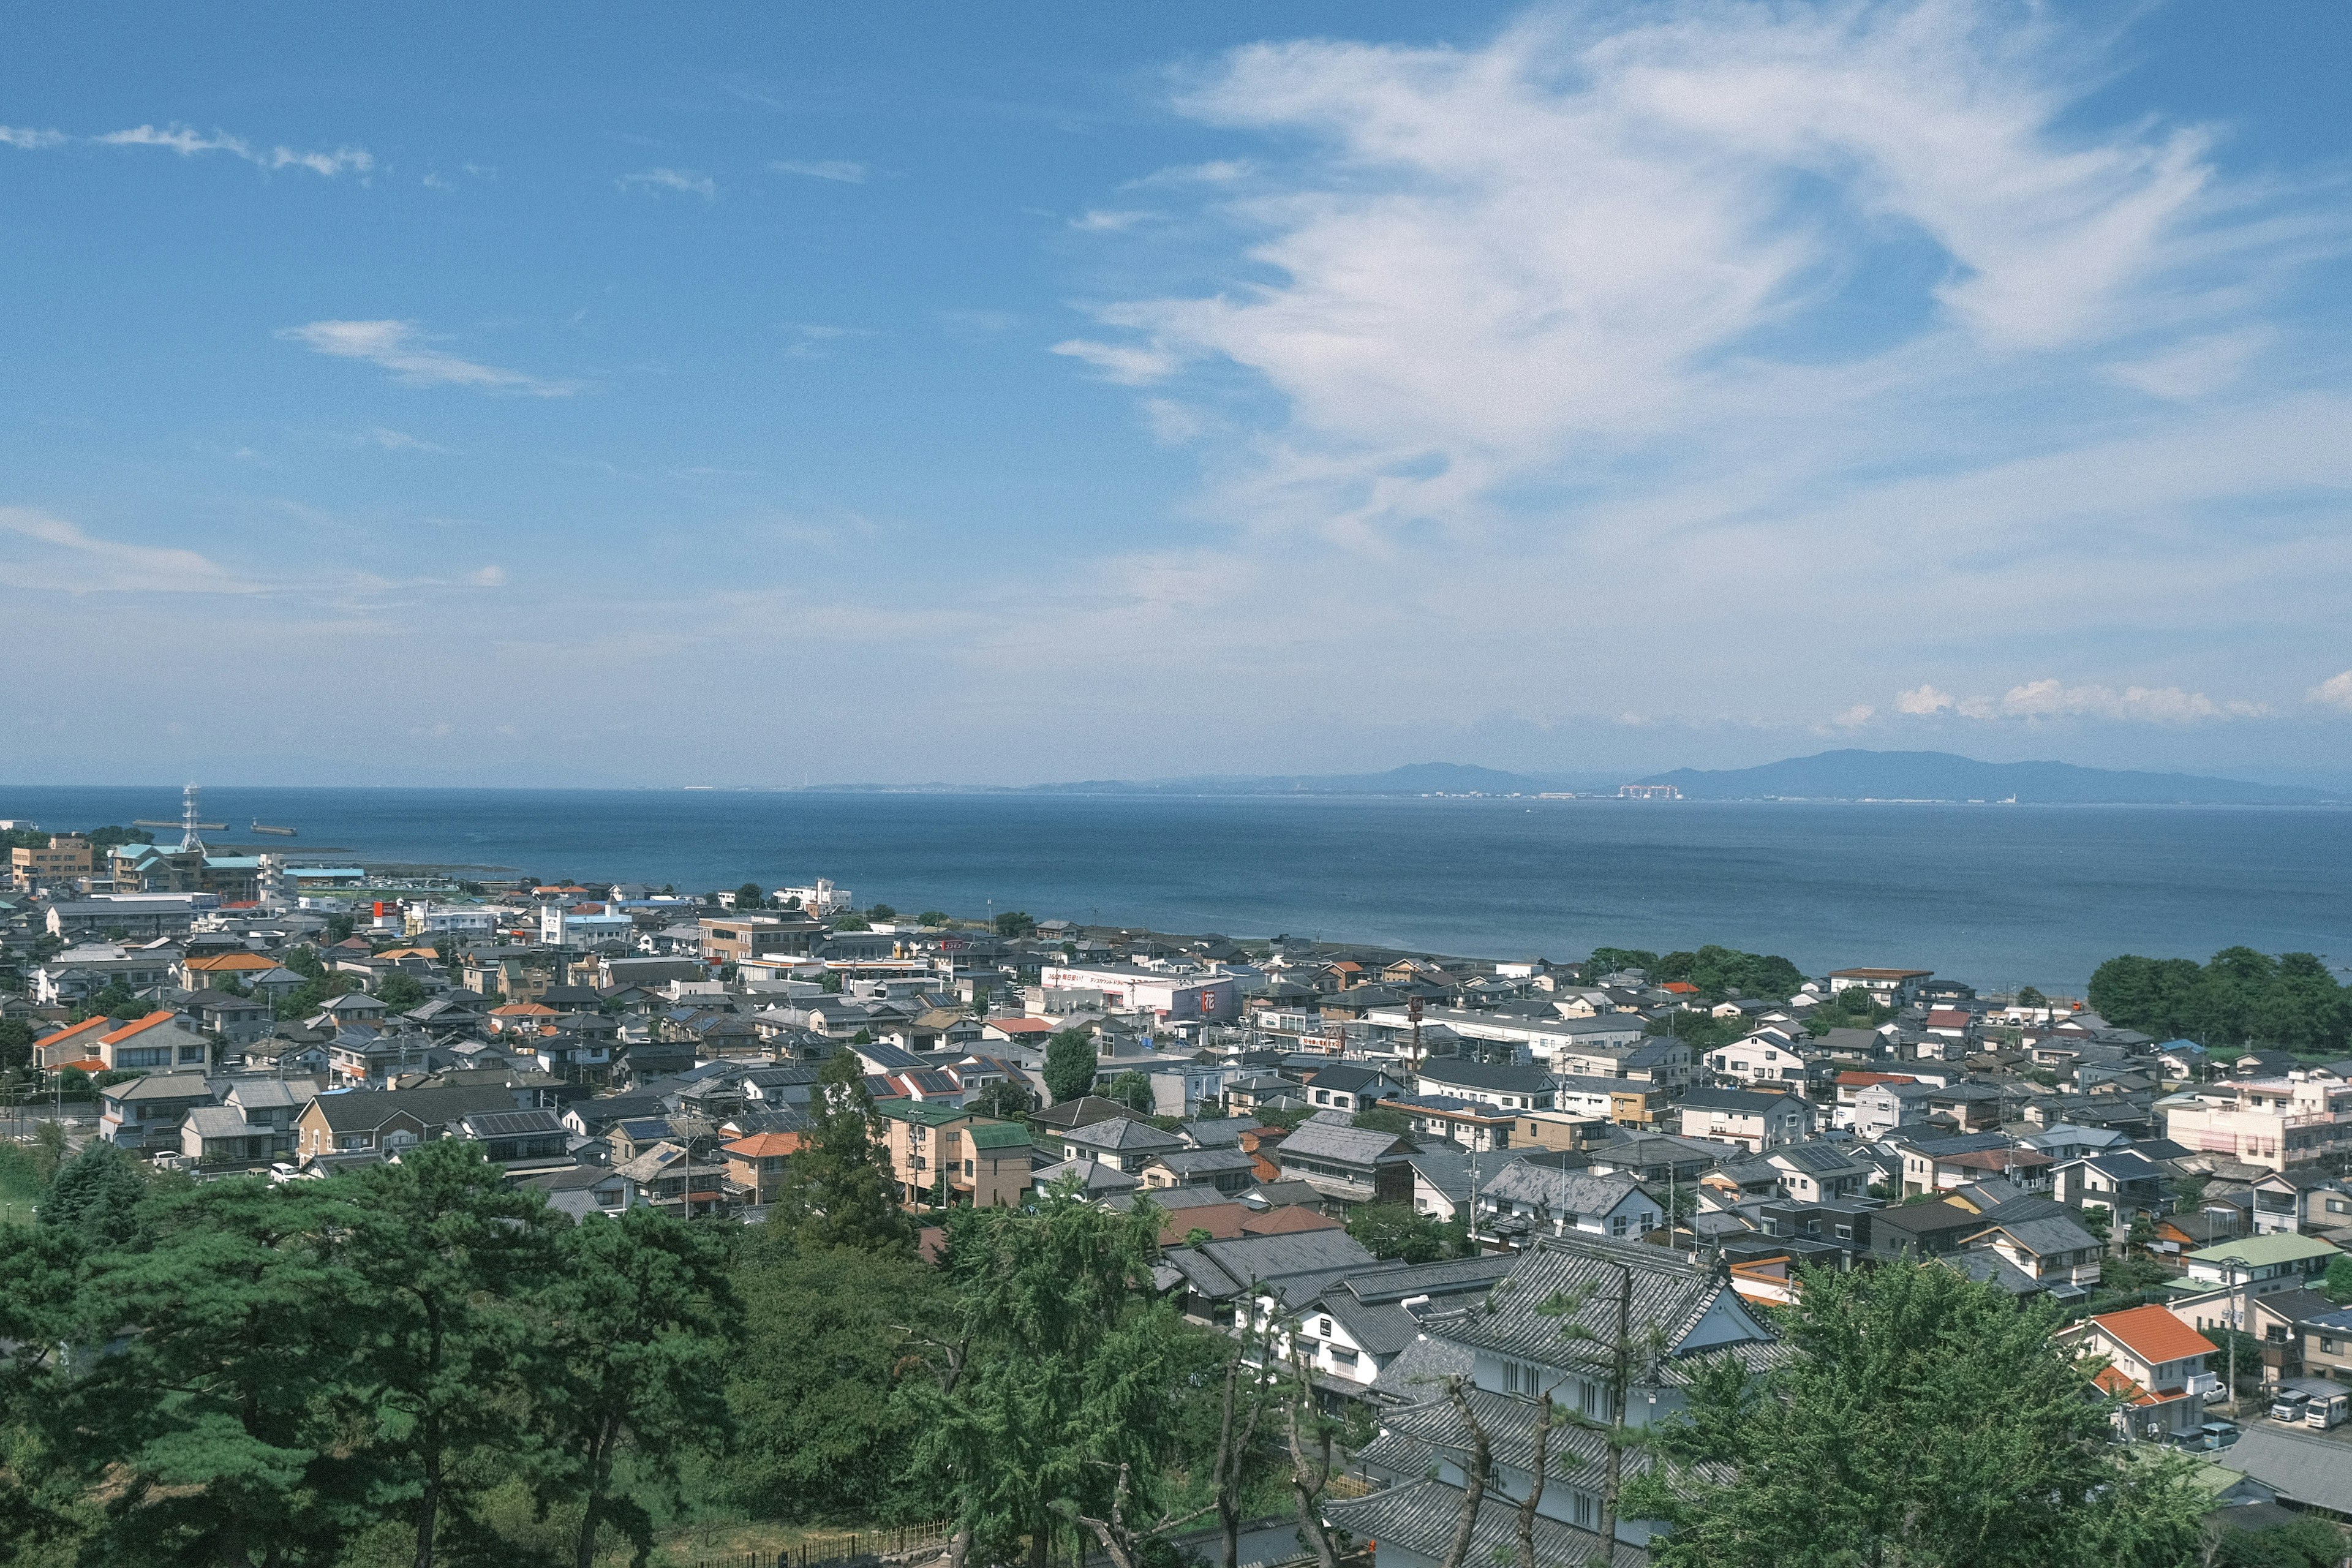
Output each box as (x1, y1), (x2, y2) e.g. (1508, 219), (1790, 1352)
(1323, 1478), (1644, 1568)
(1479, 1162), (1648, 1218)
(1276, 1118), (1411, 1167)
(1159, 1229), (1378, 1302)
(1434, 1234), (1783, 1381)
(1063, 1117), (1187, 1155)
(2221, 1425), (2352, 1515)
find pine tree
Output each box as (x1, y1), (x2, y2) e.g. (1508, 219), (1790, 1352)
(535, 1207), (741, 1568)
(770, 1052), (914, 1254)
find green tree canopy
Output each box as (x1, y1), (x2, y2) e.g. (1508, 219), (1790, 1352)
(1345, 1204), (1466, 1264)
(916, 910), (951, 927)
(993, 910), (1037, 938)
(2090, 948), (2351, 1052)
(376, 971), (428, 1011)
(866, 903), (896, 922)
(1043, 1028), (1099, 1105)
(734, 882), (765, 910)
(1635, 1260), (2208, 1568)
(536, 1207), (742, 1568)
(724, 1233), (946, 1521)
(39, 1141), (148, 1250)
(769, 1052), (914, 1256)
(1105, 1069), (1156, 1116)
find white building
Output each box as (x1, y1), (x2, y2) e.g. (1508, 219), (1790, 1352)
(779, 878), (855, 916)
(1038, 963), (1238, 1022)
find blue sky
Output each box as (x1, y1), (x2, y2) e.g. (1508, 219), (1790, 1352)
(4, 0), (2350, 787)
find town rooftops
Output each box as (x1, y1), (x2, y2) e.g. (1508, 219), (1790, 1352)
(1830, 968), (1933, 980)
(184, 951), (278, 972)
(723, 1131), (808, 1158)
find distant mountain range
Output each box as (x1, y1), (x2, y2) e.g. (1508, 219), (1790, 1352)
(989, 750), (2337, 804)
(1013, 762), (1627, 796)
(1636, 749), (2332, 804)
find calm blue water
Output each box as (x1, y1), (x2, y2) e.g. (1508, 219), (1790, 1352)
(5, 786), (2348, 993)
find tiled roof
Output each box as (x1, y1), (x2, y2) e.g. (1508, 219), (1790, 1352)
(1435, 1234), (1783, 1382)
(1322, 1479), (1645, 1568)
(723, 1132), (807, 1158)
(2089, 1304), (2219, 1365)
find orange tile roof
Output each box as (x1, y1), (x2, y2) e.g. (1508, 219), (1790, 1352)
(37, 1016), (111, 1047)
(987, 1017), (1051, 1033)
(491, 1002), (557, 1016)
(186, 952), (277, 971)
(1660, 981), (1700, 994)
(98, 1011), (178, 1046)
(724, 1133), (807, 1158)
(1836, 1071), (1918, 1087)
(58, 1057), (108, 1074)
(2091, 1304), (2218, 1367)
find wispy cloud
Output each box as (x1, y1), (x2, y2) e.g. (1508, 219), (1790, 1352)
(778, 322), (875, 360)
(1894, 679), (2267, 724)
(92, 123), (372, 176)
(0, 125), (67, 149)
(1069, 208), (1157, 233)
(342, 426), (450, 453)
(618, 167), (716, 200)
(0, 507), (264, 595)
(1050, 338), (1181, 385)
(768, 158), (866, 184)
(279, 320), (582, 396)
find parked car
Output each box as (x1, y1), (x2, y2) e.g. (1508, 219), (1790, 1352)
(2166, 1420), (2240, 1452)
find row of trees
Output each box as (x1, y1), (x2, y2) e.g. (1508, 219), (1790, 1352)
(2089, 948), (2350, 1054)
(1585, 944), (1807, 1002)
(1, 1139), (737, 1568)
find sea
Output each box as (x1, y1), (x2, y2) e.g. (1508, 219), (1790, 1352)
(6, 785), (2350, 996)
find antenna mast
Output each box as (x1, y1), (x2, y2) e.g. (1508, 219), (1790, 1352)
(178, 782), (207, 856)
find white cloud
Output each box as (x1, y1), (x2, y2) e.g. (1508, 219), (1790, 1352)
(1903, 677), (2268, 724)
(1124, 158), (1254, 189)
(2307, 671), (2352, 713)
(778, 322), (874, 360)
(95, 123), (372, 176)
(768, 158), (866, 183)
(1896, 685), (1954, 715)
(1050, 338), (1182, 385)
(1831, 704), (1877, 728)
(349, 426), (449, 453)
(469, 565), (508, 587)
(0, 507), (262, 595)
(2106, 328), (2272, 400)
(619, 167), (717, 199)
(278, 320), (581, 396)
(1069, 208), (1157, 233)
(0, 125), (67, 149)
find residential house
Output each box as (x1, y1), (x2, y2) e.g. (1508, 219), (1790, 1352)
(1140, 1147), (1259, 1196)
(1705, 1032), (1812, 1086)
(1827, 967), (1934, 1005)
(1765, 1139), (1875, 1202)
(292, 1084), (521, 1164)
(1673, 1086), (1815, 1152)
(1867, 1199), (1996, 1262)
(1326, 1235), (1784, 1568)
(2157, 1072), (2352, 1173)
(1852, 1079), (1941, 1140)
(176, 951), (281, 990)
(1302, 1062), (1408, 1113)
(98, 1072), (216, 1148)
(2173, 1234), (2339, 1300)
(1289, 1254), (1519, 1391)
(1273, 1118), (1416, 1209)
(449, 1108), (571, 1169)
(1414, 1058), (1555, 1112)
(877, 1100), (1032, 1208)
(615, 1141), (729, 1216)
(191, 989), (274, 1046)
(1963, 1212), (2106, 1292)
(2247, 1288), (2352, 1387)
(92, 1011), (217, 1074)
(1389, 1094), (1518, 1153)
(1058, 1115), (1186, 1174)
(721, 1131), (805, 1205)
(2250, 1170), (2352, 1236)
(178, 1104), (293, 1166)
(1474, 1164), (1659, 1245)
(2060, 1305), (2220, 1439)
